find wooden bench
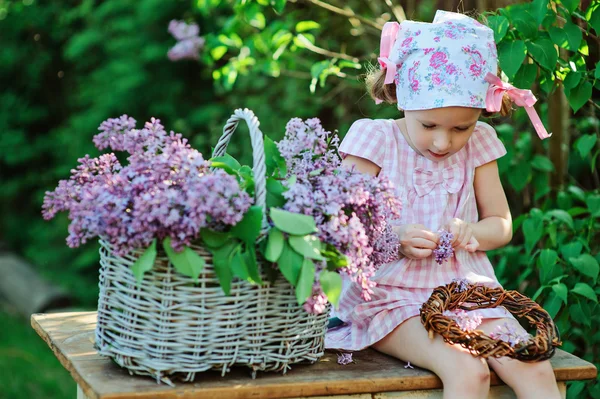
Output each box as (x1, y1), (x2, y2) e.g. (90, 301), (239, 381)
(32, 312), (597, 399)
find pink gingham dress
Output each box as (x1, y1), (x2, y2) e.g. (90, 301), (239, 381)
(325, 118), (514, 351)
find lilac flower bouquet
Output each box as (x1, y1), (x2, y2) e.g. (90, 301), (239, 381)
(43, 113), (401, 314)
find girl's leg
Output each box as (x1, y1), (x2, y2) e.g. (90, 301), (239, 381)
(479, 317), (562, 399)
(372, 316), (490, 399)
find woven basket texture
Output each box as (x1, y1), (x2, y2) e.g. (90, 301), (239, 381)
(95, 240), (329, 383)
(94, 109), (329, 384)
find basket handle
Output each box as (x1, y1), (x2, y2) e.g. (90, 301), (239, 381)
(212, 108), (269, 234)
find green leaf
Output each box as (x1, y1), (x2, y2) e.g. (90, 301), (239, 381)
(264, 136), (287, 177)
(498, 40), (527, 80)
(587, 195), (600, 217)
(539, 249), (559, 285)
(201, 229), (230, 248)
(296, 21), (320, 32)
(487, 15), (509, 43)
(549, 21), (582, 51)
(523, 216), (543, 253)
(242, 248), (262, 284)
(163, 238), (205, 283)
(588, 4), (600, 35)
(266, 177), (286, 208)
(569, 302), (590, 327)
(569, 254), (599, 284)
(571, 283), (598, 303)
(511, 9), (540, 39)
(288, 235), (325, 260)
(320, 270), (342, 307)
(531, 154), (555, 172)
(552, 283), (568, 304)
(270, 208), (318, 235)
(230, 246), (249, 280)
(530, 0), (549, 25)
(296, 258), (315, 305)
(513, 63), (538, 90)
(561, 0), (579, 14)
(544, 209), (574, 229)
(210, 46), (228, 61)
(507, 161), (531, 192)
(277, 240), (303, 285)
(560, 241), (582, 260)
(131, 239), (157, 283)
(526, 37), (558, 71)
(567, 80), (592, 113)
(575, 134), (598, 158)
(265, 227), (284, 262)
(595, 62), (600, 80)
(563, 71), (582, 93)
(543, 291), (563, 318)
(568, 185), (586, 202)
(271, 0), (286, 13)
(210, 153), (242, 174)
(211, 241), (236, 294)
(231, 205), (263, 244)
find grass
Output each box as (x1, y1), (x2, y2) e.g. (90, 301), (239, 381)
(0, 308), (74, 399)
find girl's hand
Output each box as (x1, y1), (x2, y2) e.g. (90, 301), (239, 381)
(446, 218), (479, 252)
(393, 224), (439, 259)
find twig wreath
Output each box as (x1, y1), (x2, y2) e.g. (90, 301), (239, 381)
(420, 280), (562, 362)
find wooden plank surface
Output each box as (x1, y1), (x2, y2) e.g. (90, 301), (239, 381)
(32, 312), (597, 399)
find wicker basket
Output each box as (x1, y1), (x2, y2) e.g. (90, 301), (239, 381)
(95, 109), (329, 384)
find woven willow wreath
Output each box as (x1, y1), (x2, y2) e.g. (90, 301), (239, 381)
(420, 281), (561, 362)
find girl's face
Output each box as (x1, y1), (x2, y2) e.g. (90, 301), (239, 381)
(404, 107), (482, 162)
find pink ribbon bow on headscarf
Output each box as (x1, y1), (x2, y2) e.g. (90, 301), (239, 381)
(375, 22), (400, 104)
(413, 164), (464, 197)
(484, 72), (552, 140)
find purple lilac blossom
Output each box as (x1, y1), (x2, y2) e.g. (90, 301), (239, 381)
(451, 277), (470, 293)
(337, 352), (353, 365)
(277, 118), (402, 306)
(489, 322), (532, 347)
(434, 229), (454, 264)
(443, 309), (482, 332)
(167, 20), (205, 61)
(43, 116), (252, 256)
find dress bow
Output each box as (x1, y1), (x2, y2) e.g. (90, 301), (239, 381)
(413, 164), (464, 197)
(484, 72), (552, 140)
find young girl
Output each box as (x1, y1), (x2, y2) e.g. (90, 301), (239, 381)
(325, 10), (561, 399)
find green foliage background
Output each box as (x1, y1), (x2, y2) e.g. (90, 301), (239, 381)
(0, 0), (599, 398)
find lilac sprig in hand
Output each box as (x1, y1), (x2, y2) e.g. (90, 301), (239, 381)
(434, 230), (455, 265)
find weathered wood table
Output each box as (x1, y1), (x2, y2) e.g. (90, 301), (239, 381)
(32, 312), (597, 399)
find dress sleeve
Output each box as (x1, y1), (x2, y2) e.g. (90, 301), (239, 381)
(470, 122), (507, 168)
(338, 119), (388, 168)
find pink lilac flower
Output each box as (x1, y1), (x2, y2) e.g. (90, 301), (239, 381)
(43, 116), (252, 255)
(337, 352), (353, 365)
(490, 322), (532, 347)
(167, 20), (205, 61)
(277, 118), (401, 307)
(434, 230), (454, 264)
(443, 309), (482, 332)
(452, 278), (470, 293)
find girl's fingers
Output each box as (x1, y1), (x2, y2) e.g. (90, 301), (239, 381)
(465, 236), (480, 252)
(457, 232), (470, 249)
(410, 237), (438, 250)
(415, 229), (439, 243)
(410, 248), (433, 259)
